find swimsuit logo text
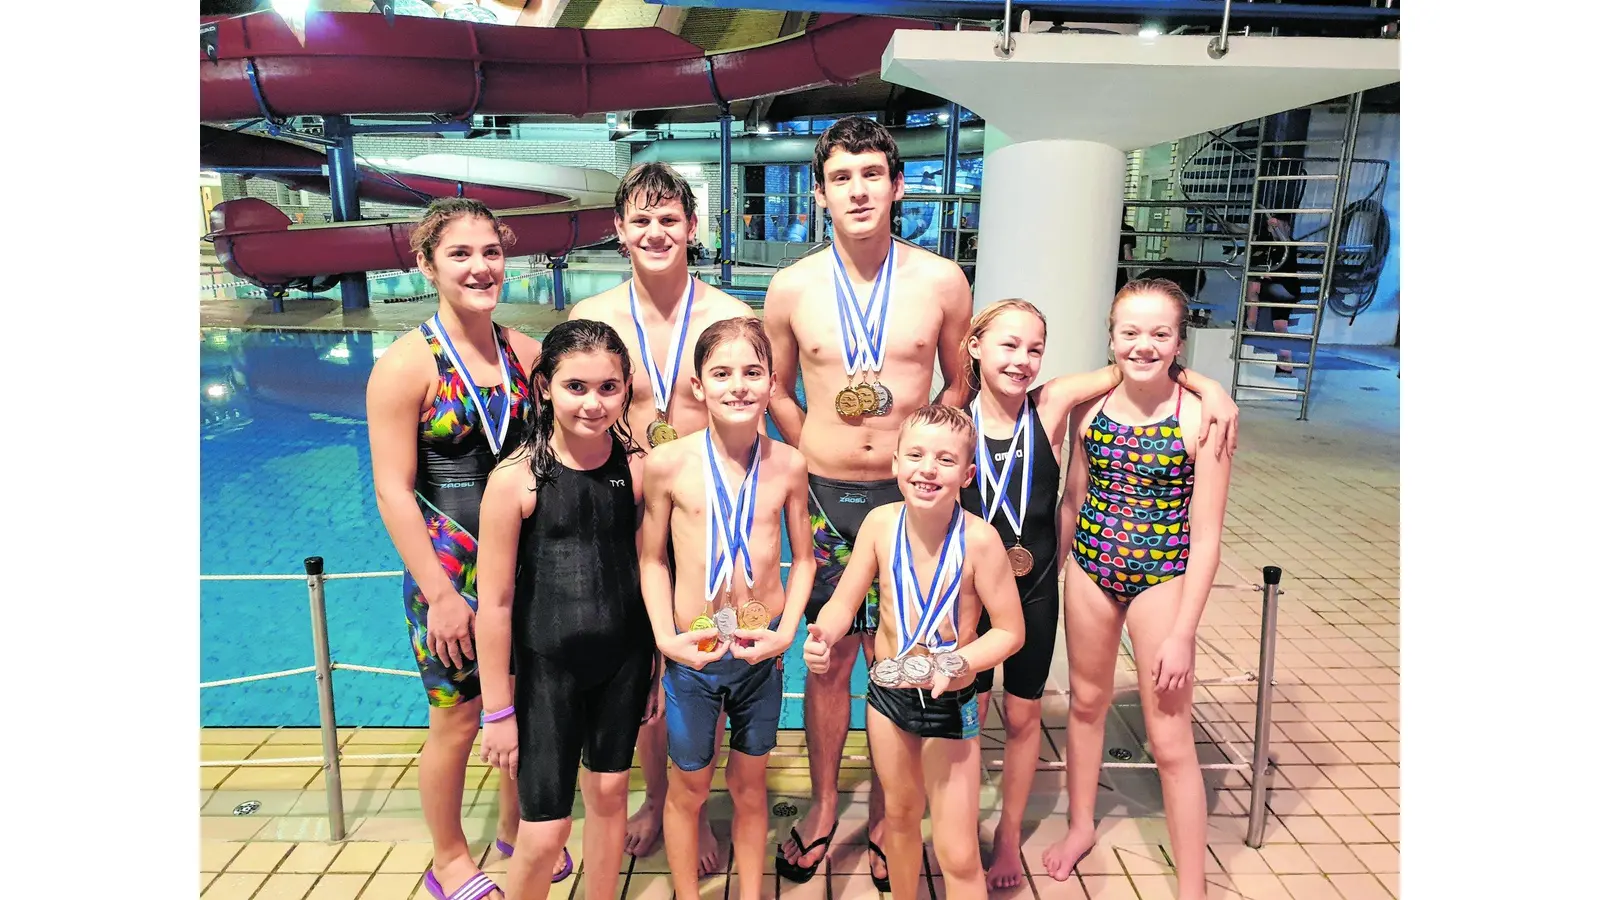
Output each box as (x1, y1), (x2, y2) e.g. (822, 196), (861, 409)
(993, 450), (1024, 462)
(610, 479), (627, 488)
(839, 492), (868, 504)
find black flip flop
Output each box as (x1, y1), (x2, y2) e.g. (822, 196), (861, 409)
(774, 819), (840, 884)
(867, 839), (892, 893)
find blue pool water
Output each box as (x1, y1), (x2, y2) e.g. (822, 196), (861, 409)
(200, 328), (870, 728)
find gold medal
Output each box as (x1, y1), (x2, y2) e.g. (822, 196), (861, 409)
(737, 600), (771, 631)
(1007, 545), (1034, 577)
(691, 614), (718, 652)
(647, 412), (678, 447)
(853, 382), (879, 415)
(834, 386), (862, 418)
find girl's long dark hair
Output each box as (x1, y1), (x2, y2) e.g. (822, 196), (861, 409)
(512, 319), (643, 487)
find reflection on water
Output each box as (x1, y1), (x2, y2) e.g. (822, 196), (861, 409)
(203, 263), (775, 307)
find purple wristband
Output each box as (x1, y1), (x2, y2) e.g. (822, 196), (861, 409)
(482, 705), (515, 724)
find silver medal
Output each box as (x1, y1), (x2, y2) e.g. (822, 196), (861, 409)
(713, 607), (738, 640)
(870, 658), (903, 687)
(871, 382), (893, 417)
(900, 655), (934, 686)
(934, 652), (969, 679)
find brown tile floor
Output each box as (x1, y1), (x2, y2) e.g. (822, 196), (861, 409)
(201, 344), (1398, 898)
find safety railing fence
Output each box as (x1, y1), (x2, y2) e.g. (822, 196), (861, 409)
(201, 559), (1283, 848)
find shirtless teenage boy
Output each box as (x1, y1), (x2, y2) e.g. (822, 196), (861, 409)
(764, 116), (975, 888)
(802, 404), (1025, 900)
(638, 317), (817, 900)
(566, 162), (753, 869)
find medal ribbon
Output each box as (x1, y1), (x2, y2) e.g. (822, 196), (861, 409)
(890, 506), (966, 657)
(427, 314), (513, 455)
(628, 278), (696, 418)
(972, 397), (1033, 543)
(829, 241), (894, 380)
(703, 430), (761, 601)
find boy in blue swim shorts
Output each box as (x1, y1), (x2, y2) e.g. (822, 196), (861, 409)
(638, 318), (817, 900)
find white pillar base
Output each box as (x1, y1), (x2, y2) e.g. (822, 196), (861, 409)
(973, 133), (1126, 382)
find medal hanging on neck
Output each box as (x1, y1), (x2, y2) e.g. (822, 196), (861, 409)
(629, 278), (695, 447)
(428, 314), (513, 454)
(704, 429), (765, 647)
(869, 506), (966, 688)
(973, 395), (1036, 577)
(831, 241), (894, 419)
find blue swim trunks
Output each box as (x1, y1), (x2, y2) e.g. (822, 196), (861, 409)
(663, 652), (781, 771)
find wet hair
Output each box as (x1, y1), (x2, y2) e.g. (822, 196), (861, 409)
(514, 319), (643, 487)
(811, 116), (904, 187)
(1110, 278), (1190, 378)
(409, 198), (516, 270)
(896, 404), (977, 466)
(693, 316), (773, 376)
(964, 299), (1047, 392)
(614, 162), (698, 220)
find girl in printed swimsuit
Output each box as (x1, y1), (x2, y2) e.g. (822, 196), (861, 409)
(958, 300), (1238, 891)
(366, 199), (567, 900)
(1041, 278), (1235, 900)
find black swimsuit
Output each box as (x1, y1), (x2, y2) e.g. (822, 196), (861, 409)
(960, 388), (1063, 701)
(512, 436), (654, 822)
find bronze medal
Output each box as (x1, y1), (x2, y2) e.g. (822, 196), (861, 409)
(647, 413), (678, 447)
(853, 382), (879, 415)
(834, 386), (862, 418)
(737, 601), (771, 631)
(1007, 545), (1034, 577)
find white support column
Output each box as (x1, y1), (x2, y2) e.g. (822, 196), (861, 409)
(974, 132), (1127, 379)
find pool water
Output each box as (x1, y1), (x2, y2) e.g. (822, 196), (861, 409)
(201, 328), (870, 728)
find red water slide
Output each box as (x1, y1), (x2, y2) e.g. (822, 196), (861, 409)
(201, 11), (929, 289)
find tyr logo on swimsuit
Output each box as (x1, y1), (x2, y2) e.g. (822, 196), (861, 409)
(610, 479), (627, 488)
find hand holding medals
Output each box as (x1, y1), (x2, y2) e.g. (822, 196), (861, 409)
(704, 430), (781, 663)
(866, 507), (971, 693)
(629, 279), (695, 448)
(972, 396), (1036, 576)
(831, 242), (896, 421)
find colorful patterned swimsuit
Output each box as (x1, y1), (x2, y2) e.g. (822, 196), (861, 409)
(402, 321), (531, 707)
(1072, 387), (1194, 602)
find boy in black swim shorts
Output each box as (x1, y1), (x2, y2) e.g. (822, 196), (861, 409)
(802, 405), (1025, 900)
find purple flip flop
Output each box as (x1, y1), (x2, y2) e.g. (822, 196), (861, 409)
(494, 840), (574, 884)
(422, 869), (501, 900)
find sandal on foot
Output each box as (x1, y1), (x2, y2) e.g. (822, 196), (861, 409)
(492, 841), (574, 883)
(774, 819), (839, 884)
(423, 869), (502, 900)
(867, 840), (892, 893)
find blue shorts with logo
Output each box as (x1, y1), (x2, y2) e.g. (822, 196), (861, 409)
(663, 652), (781, 771)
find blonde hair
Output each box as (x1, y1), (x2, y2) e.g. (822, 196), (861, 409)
(897, 404), (978, 465)
(964, 299), (1047, 391)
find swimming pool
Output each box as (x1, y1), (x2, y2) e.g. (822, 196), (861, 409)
(200, 327), (870, 729)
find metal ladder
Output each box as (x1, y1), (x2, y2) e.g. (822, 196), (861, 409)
(1230, 92), (1365, 420)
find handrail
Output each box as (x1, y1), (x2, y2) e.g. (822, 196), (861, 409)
(201, 559), (1284, 848)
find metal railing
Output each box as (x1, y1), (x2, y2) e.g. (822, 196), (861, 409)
(201, 559), (1285, 848)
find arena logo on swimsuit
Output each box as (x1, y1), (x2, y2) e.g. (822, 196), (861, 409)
(993, 450), (1023, 463)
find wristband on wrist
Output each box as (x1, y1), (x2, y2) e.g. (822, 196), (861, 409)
(482, 705), (515, 724)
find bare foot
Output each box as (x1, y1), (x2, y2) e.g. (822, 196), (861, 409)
(696, 807), (722, 878)
(431, 853), (505, 899)
(624, 798), (665, 859)
(777, 806), (837, 871)
(986, 830), (1025, 891)
(1040, 827), (1096, 882)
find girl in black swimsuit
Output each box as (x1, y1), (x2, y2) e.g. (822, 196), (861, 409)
(474, 320), (658, 900)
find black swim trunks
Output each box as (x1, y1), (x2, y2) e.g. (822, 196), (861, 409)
(804, 474), (902, 636)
